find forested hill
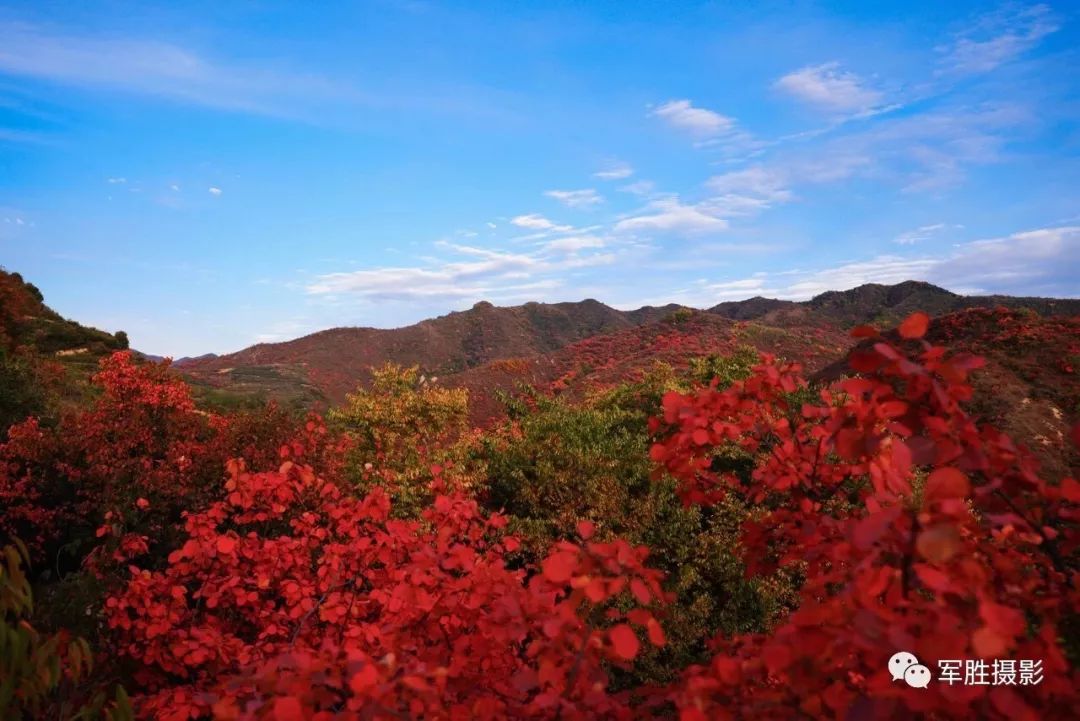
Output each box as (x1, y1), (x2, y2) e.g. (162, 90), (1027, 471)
(176, 280), (1080, 409)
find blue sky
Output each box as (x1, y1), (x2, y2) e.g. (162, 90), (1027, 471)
(1, 1), (1078, 356)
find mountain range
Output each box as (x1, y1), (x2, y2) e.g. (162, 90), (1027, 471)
(176, 280), (1080, 409)
(3, 267), (1077, 476)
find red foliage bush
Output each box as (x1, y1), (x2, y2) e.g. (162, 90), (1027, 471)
(106, 462), (666, 720)
(5, 312), (1078, 720)
(652, 317), (1079, 719)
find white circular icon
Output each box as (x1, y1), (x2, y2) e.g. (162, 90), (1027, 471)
(888, 651), (919, 682)
(904, 663), (932, 688)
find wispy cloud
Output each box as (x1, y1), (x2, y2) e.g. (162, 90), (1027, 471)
(0, 126), (52, 145)
(937, 4), (1059, 76)
(614, 196), (729, 235)
(306, 239), (616, 302)
(544, 188), (603, 209)
(510, 213), (573, 232)
(703, 166), (793, 218)
(775, 62), (883, 115)
(892, 223), (961, 245)
(650, 99), (763, 157)
(1, 209), (33, 240)
(626, 224), (1079, 308)
(543, 235), (606, 253)
(618, 180), (655, 196)
(0, 21), (355, 117)
(208, 186), (223, 196)
(593, 161), (633, 180)
(652, 99), (734, 137)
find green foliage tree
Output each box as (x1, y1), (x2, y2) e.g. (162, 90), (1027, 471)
(328, 363), (473, 516)
(687, 343), (758, 387)
(480, 351), (802, 685)
(0, 541), (131, 721)
(0, 348), (47, 432)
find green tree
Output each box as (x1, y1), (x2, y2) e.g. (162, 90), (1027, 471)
(479, 355), (800, 685)
(328, 363), (473, 515)
(0, 541), (132, 721)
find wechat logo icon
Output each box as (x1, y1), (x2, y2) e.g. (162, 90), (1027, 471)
(889, 651), (931, 688)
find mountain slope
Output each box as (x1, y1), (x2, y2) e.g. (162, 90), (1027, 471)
(814, 306), (1080, 479)
(179, 299), (682, 406)
(0, 268), (130, 424)
(178, 281), (1080, 410)
(445, 309), (853, 424)
(712, 280), (1080, 327)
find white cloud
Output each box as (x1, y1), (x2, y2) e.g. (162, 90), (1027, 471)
(716, 102), (1025, 206)
(703, 166), (793, 218)
(510, 213), (572, 232)
(309, 250), (538, 299)
(775, 62), (883, 115)
(892, 223), (962, 245)
(170, 184), (180, 191)
(614, 196), (729, 235)
(619, 180), (655, 196)
(701, 278), (776, 301)
(307, 239), (616, 302)
(621, 225), (1079, 309)
(937, 4), (1059, 75)
(543, 235), (606, 253)
(748, 225), (1079, 300)
(0, 21), (353, 117)
(208, 186), (223, 196)
(544, 188), (603, 209)
(593, 161), (633, 180)
(107, 177), (127, 184)
(777, 256), (941, 299)
(652, 99), (734, 137)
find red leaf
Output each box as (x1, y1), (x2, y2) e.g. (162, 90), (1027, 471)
(216, 536), (237, 555)
(924, 467), (970, 503)
(576, 520), (595, 540)
(898, 312), (930, 339)
(629, 578), (651, 605)
(853, 511), (892, 550)
(541, 550), (577, 584)
(762, 643), (791, 673)
(914, 563), (952, 593)
(646, 617), (666, 647)
(972, 625), (1008, 658)
(349, 663), (379, 694)
(850, 324), (878, 338)
(916, 525), (963, 563)
(979, 601), (1025, 636)
(692, 428), (710, 446)
(272, 696), (303, 721)
(609, 623), (640, 661)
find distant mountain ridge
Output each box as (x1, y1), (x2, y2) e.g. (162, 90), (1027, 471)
(178, 298), (682, 405)
(177, 281), (1080, 408)
(3, 269), (1077, 475)
(709, 280), (1080, 326)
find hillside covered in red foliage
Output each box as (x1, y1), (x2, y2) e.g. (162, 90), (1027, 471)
(2, 269), (1078, 720)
